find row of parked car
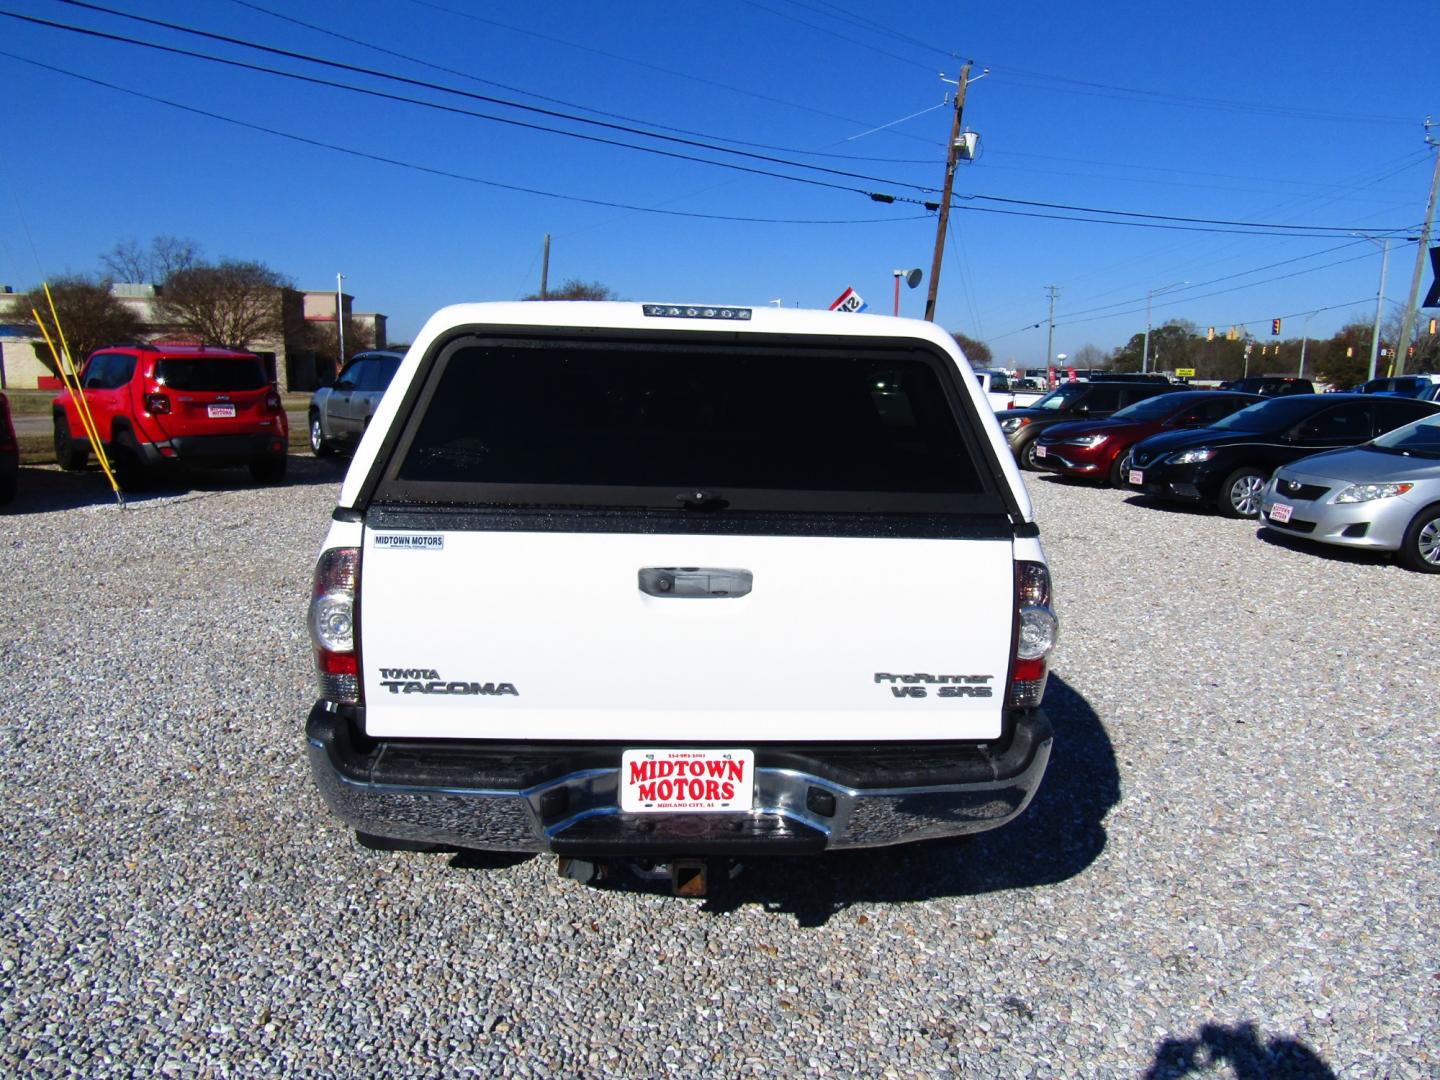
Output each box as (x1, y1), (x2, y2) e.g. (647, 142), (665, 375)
(1005, 373), (1440, 573)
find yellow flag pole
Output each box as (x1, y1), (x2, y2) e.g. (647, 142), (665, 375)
(34, 289), (124, 505)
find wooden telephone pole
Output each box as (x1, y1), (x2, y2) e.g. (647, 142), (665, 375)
(1393, 119), (1440, 375)
(924, 63), (971, 322)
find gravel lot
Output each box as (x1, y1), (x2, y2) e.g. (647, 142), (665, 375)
(1, 457), (1435, 1078)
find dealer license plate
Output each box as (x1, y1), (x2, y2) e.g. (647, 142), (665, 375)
(620, 748), (755, 814)
(1035, 444), (1047, 458)
(1269, 502), (1293, 523)
(1129, 468), (1144, 485)
(207, 404), (236, 418)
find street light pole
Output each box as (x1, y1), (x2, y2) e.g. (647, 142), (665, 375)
(1355, 236), (1392, 381)
(1142, 281), (1187, 373)
(1298, 310), (1319, 379)
(892, 268), (922, 316)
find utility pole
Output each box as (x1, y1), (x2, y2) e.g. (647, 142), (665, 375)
(540, 234), (551, 300)
(1393, 118), (1440, 375)
(924, 63), (971, 322)
(1044, 285), (1059, 375)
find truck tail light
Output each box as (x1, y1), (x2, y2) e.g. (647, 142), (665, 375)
(1009, 561), (1057, 708)
(145, 392), (171, 415)
(310, 546), (361, 705)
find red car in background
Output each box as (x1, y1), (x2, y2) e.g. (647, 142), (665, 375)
(52, 343), (288, 489)
(1032, 390), (1262, 487)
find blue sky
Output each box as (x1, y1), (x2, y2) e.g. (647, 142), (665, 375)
(0, 0), (1433, 366)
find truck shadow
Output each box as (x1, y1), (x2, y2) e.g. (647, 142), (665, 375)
(0, 454), (347, 516)
(1144, 1021), (1335, 1079)
(695, 675), (1117, 925)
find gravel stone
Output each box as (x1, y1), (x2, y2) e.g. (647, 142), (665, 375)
(1, 459), (1435, 1078)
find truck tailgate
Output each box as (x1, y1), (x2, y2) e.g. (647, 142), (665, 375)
(359, 528), (1014, 742)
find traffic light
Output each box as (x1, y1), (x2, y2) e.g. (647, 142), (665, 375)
(1271, 318), (1281, 336)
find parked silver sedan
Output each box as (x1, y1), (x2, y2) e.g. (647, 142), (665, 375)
(308, 349), (404, 457)
(1260, 412), (1440, 573)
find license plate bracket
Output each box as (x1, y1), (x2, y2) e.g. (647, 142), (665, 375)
(207, 404), (236, 418)
(1129, 468), (1144, 485)
(1269, 502), (1293, 523)
(620, 748), (755, 813)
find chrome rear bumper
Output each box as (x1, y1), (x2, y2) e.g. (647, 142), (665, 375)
(306, 704), (1052, 854)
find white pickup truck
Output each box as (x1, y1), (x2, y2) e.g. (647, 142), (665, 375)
(306, 302), (1058, 892)
(977, 370), (1046, 411)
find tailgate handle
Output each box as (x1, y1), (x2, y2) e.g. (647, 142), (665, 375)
(638, 567), (752, 598)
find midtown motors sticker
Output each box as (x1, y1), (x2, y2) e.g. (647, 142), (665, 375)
(373, 533), (444, 550)
(620, 749), (755, 813)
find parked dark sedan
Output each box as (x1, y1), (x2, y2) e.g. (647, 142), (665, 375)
(1123, 393), (1440, 517)
(999, 379), (1183, 470)
(1034, 390), (1262, 487)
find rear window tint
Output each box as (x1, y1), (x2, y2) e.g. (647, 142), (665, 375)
(155, 358), (266, 391)
(378, 338), (998, 512)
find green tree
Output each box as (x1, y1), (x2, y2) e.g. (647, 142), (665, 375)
(1110, 320), (1201, 373)
(157, 259), (293, 348)
(524, 278), (616, 301)
(12, 276), (145, 374)
(1313, 322), (1375, 388)
(950, 331), (992, 366)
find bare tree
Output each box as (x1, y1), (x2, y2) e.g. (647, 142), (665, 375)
(101, 235), (201, 283)
(12, 276), (145, 374)
(157, 260), (293, 348)
(304, 314), (376, 366)
(100, 239), (149, 283)
(151, 236), (201, 281)
(1070, 344), (1106, 368)
(524, 278), (616, 301)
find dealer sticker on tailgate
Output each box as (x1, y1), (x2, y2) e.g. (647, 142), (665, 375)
(620, 749), (755, 813)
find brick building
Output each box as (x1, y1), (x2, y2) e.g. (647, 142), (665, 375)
(0, 283), (387, 393)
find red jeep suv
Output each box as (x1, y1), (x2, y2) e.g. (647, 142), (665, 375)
(53, 343), (288, 487)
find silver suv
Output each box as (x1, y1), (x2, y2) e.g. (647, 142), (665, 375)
(308, 349), (404, 456)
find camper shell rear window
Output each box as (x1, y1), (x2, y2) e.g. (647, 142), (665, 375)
(371, 334), (1008, 516)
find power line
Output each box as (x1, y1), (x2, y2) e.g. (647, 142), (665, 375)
(0, 48), (931, 227)
(735, 0), (938, 73)
(983, 66), (1413, 126)
(5, 5), (1416, 240)
(225, 0), (945, 165)
(957, 191), (1414, 234)
(402, 0), (937, 144)
(1054, 250), (1377, 329)
(42, 1), (939, 195)
(20, 6), (1419, 240)
(991, 247), (1390, 340)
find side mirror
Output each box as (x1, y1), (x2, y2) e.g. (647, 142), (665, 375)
(335, 377), (356, 391)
